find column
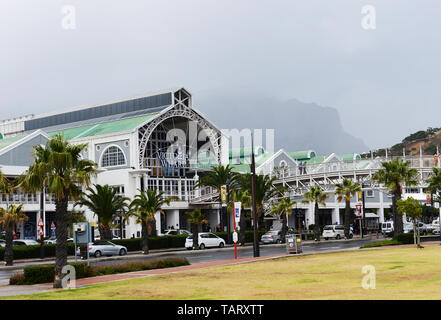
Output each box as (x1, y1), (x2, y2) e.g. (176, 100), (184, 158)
(166, 209), (180, 230)
(378, 190), (385, 223)
(155, 212), (162, 235)
(332, 207), (340, 225)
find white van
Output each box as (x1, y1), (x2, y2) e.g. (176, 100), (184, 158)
(322, 225), (353, 240)
(381, 221), (394, 234)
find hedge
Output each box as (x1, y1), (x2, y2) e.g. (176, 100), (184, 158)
(12, 258), (190, 285)
(0, 243), (76, 261)
(393, 233), (415, 244)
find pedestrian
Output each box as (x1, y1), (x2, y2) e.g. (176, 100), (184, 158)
(303, 162), (307, 174)
(435, 152), (438, 167)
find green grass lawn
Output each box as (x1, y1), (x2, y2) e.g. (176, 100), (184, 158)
(5, 245), (441, 300)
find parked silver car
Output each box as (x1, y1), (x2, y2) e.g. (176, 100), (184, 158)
(13, 239), (39, 246)
(76, 241), (127, 258)
(261, 230), (282, 244)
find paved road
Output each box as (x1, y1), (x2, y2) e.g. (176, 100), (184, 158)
(0, 238), (374, 285)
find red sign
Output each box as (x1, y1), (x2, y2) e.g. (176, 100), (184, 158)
(355, 204), (362, 217)
(38, 227), (44, 236)
(51, 221), (56, 230)
(38, 218), (44, 227)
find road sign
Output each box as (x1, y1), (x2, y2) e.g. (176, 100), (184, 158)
(51, 221), (56, 230)
(38, 227), (44, 236)
(233, 231), (238, 243)
(233, 202), (241, 225)
(38, 218), (44, 227)
(220, 185), (227, 203)
(355, 204), (362, 217)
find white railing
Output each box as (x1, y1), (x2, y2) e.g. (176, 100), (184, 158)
(272, 156), (441, 180)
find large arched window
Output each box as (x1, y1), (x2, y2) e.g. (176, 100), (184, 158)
(101, 146), (126, 167)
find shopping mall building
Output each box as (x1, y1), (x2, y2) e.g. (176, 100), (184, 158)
(0, 88), (231, 239)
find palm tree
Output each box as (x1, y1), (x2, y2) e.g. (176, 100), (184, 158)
(303, 186), (328, 241)
(227, 187), (252, 245)
(0, 205), (28, 266)
(129, 188), (176, 254)
(185, 209), (208, 250)
(196, 165), (239, 231)
(373, 158), (418, 235)
(270, 196), (297, 243)
(237, 173), (282, 230)
(335, 179), (362, 239)
(75, 184), (130, 240)
(18, 134), (97, 288)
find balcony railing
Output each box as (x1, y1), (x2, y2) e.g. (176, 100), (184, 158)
(272, 156), (441, 180)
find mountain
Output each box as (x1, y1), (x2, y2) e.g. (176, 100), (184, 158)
(363, 127), (441, 158)
(195, 91), (368, 155)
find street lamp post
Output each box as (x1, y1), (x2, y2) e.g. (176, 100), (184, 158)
(226, 178), (231, 244)
(251, 133), (260, 257)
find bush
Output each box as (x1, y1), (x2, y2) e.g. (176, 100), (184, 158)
(15, 258), (190, 285)
(9, 273), (26, 285)
(0, 243), (76, 261)
(112, 234), (188, 251)
(308, 224), (315, 231)
(23, 265), (54, 284)
(393, 233), (414, 244)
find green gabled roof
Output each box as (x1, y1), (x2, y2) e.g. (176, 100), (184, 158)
(0, 135), (28, 151)
(229, 147), (265, 159)
(339, 153), (361, 161)
(47, 114), (158, 140)
(231, 163), (251, 174)
(305, 156), (326, 164)
(289, 150), (316, 161)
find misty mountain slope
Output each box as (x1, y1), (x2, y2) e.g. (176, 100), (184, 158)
(195, 93), (368, 155)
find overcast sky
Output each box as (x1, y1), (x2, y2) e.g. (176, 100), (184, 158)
(1, 0), (440, 149)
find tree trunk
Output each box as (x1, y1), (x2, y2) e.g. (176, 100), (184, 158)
(314, 202), (320, 241)
(280, 212), (287, 243)
(193, 222), (199, 249)
(239, 210), (247, 246)
(344, 199), (351, 239)
(141, 220), (149, 254)
(53, 194), (69, 289)
(393, 189), (403, 235)
(147, 217), (157, 237)
(413, 219), (417, 246)
(99, 222), (112, 240)
(4, 230), (14, 266)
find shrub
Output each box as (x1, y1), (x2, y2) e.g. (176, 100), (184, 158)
(23, 264), (54, 284)
(393, 233), (414, 244)
(0, 243), (76, 261)
(9, 273), (26, 285)
(14, 258), (190, 285)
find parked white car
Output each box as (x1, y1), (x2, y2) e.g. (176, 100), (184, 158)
(381, 221), (394, 234)
(0, 239), (5, 247)
(403, 223), (414, 234)
(429, 220), (440, 233)
(433, 226), (440, 235)
(322, 225), (353, 240)
(44, 236), (57, 244)
(185, 232), (225, 249)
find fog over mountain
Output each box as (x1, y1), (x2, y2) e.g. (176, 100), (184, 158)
(196, 91), (368, 155)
